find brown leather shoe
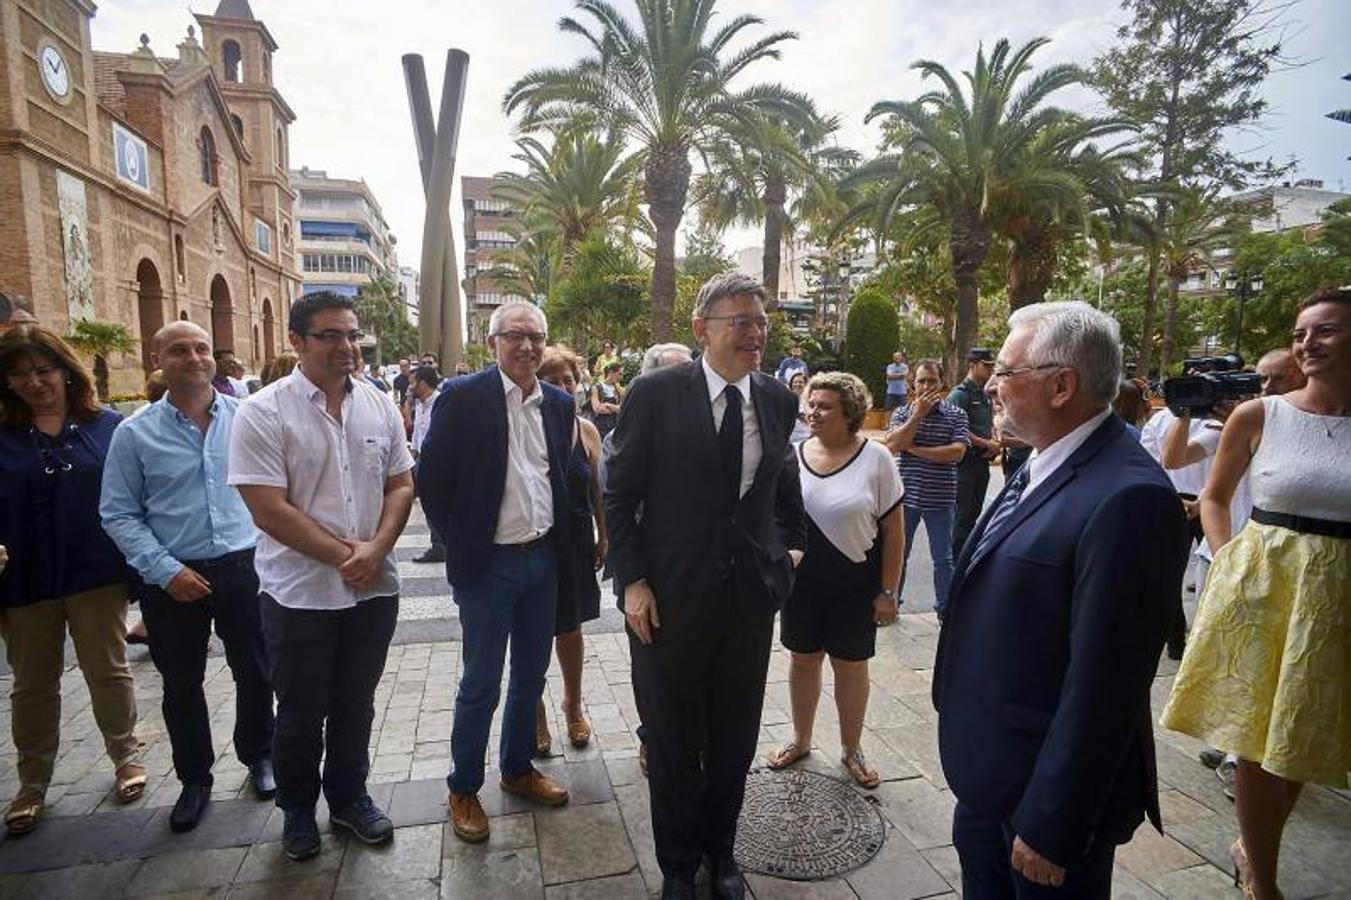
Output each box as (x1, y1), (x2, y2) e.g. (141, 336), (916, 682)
(500, 766), (569, 807)
(447, 792), (489, 843)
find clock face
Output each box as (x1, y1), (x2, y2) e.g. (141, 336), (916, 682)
(39, 44), (71, 102)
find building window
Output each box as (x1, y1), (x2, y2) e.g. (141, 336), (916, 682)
(174, 234), (186, 283)
(255, 219), (272, 254)
(223, 40), (242, 82)
(275, 127), (285, 168)
(199, 126), (218, 186)
(231, 114), (245, 143)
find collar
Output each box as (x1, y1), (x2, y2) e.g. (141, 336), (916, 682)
(702, 355), (751, 405)
(499, 368), (543, 407)
(164, 388), (222, 422)
(293, 364), (352, 404)
(1027, 407), (1112, 483)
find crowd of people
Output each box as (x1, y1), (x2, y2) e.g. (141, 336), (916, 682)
(0, 274), (1346, 900)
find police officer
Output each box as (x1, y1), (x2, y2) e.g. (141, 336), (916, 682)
(948, 348), (998, 556)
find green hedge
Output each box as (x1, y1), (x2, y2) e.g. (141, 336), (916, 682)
(843, 289), (900, 408)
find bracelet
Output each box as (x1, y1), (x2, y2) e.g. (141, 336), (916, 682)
(877, 588), (896, 600)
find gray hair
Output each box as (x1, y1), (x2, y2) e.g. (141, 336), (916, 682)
(1007, 301), (1122, 408)
(488, 300), (547, 337)
(640, 342), (692, 374)
(693, 272), (767, 318)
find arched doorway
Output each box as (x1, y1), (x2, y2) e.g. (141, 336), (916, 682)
(209, 274), (233, 351)
(262, 298), (276, 362)
(135, 259), (164, 374)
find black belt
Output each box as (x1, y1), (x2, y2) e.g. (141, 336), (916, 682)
(181, 547), (255, 569)
(1251, 507), (1351, 539)
(495, 531), (552, 552)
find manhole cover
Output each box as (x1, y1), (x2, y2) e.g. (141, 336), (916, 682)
(734, 767), (886, 880)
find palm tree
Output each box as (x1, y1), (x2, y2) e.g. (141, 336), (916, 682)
(846, 38), (1129, 361)
(492, 126), (642, 271)
(1156, 186), (1246, 372)
(548, 229), (651, 349)
(692, 113), (858, 306)
(504, 0), (813, 340)
(480, 213), (558, 302)
(66, 319), (137, 401)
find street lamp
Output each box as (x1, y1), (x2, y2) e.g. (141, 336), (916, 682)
(1224, 273), (1263, 357)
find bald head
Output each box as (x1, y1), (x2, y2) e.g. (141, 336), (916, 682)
(151, 320), (210, 354)
(1256, 348), (1305, 396)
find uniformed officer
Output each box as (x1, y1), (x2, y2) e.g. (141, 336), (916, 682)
(948, 348), (999, 555)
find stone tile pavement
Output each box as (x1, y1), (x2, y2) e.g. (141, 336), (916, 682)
(0, 507), (1348, 898)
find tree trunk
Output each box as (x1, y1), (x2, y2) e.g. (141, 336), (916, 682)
(1007, 232), (1057, 309)
(761, 169), (787, 309)
(942, 305), (958, 384)
(949, 209), (990, 371)
(1136, 245), (1162, 377)
(1159, 269), (1183, 374)
(644, 147), (692, 342)
(94, 356), (110, 402)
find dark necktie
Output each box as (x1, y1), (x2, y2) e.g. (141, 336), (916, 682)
(971, 463), (1030, 561)
(719, 384), (744, 504)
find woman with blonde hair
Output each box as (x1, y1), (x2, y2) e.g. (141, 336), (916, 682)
(533, 345), (607, 755)
(0, 325), (145, 834)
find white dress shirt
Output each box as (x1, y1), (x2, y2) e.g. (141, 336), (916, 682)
(702, 356), (761, 498)
(494, 370), (554, 544)
(1139, 408), (1211, 495)
(1019, 408), (1113, 505)
(227, 366), (415, 610)
(411, 391), (436, 455)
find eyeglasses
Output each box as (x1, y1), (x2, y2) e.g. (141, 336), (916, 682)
(702, 314), (770, 331)
(990, 363), (1061, 380)
(493, 330), (548, 346)
(304, 330), (365, 344)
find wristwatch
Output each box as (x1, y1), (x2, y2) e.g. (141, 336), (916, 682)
(876, 588), (896, 600)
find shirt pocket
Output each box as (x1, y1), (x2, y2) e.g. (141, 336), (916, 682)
(361, 436), (391, 476)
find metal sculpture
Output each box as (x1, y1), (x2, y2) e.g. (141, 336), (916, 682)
(402, 50), (468, 366)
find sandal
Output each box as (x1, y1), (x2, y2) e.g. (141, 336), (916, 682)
(766, 742), (811, 770)
(114, 761), (148, 803)
(566, 717), (592, 749)
(842, 748), (881, 789)
(535, 701), (553, 758)
(4, 792), (43, 835)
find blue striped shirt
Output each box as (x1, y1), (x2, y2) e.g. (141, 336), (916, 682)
(889, 401), (969, 509)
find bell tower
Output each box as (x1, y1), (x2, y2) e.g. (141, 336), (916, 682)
(194, 0), (297, 293)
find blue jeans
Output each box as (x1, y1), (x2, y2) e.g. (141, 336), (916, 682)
(900, 504), (955, 616)
(447, 542), (557, 795)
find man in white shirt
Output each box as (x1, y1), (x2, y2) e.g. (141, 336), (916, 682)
(228, 292), (414, 862)
(418, 301), (577, 845)
(409, 365), (446, 564)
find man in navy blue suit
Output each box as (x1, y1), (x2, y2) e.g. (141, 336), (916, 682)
(418, 301), (576, 844)
(934, 302), (1189, 899)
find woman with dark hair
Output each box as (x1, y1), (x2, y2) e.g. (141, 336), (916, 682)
(260, 352), (298, 387)
(0, 325), (144, 834)
(787, 370), (810, 443)
(1162, 287), (1351, 900)
(533, 346), (607, 755)
(589, 361), (624, 437)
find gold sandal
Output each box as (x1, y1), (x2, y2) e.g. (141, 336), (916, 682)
(842, 748), (881, 789)
(115, 761), (148, 803)
(766, 742), (811, 770)
(4, 792), (43, 835)
(535, 701), (553, 758)
(566, 717), (592, 749)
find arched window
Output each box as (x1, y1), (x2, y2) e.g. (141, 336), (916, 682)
(275, 127), (285, 168)
(230, 114), (244, 143)
(174, 234), (186, 283)
(199, 127), (218, 186)
(223, 40), (242, 82)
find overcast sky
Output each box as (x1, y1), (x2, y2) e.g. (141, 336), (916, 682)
(93, 0), (1351, 271)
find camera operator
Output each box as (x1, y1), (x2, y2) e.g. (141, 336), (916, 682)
(1256, 347), (1306, 397)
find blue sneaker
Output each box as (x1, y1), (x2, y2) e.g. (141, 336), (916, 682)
(330, 795), (393, 845)
(282, 808), (321, 861)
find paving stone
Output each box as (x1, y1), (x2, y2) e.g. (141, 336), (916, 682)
(1141, 862), (1238, 899)
(389, 778), (450, 827)
(0, 859), (140, 900)
(1116, 824), (1204, 877)
(843, 825), (949, 899)
(0, 808), (157, 873)
(42, 791), (104, 819)
(137, 797), (271, 854)
(745, 873), (857, 899)
(441, 811), (536, 858)
(557, 759), (615, 806)
(336, 876), (439, 900)
(225, 872), (337, 900)
(920, 844), (962, 895)
(603, 757), (643, 789)
(335, 822), (441, 890)
(1111, 865), (1166, 900)
(440, 847), (542, 900)
(612, 783), (660, 894)
(1157, 789), (1215, 825)
(234, 834), (345, 884)
(870, 779), (955, 851)
(535, 801), (638, 885)
(127, 846), (246, 894)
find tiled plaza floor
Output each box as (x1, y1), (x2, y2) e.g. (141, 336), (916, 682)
(0, 506), (1348, 899)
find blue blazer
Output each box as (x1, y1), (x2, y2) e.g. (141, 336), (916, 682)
(417, 367), (574, 589)
(933, 414), (1189, 867)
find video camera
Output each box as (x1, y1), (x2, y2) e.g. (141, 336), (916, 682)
(1162, 354), (1262, 417)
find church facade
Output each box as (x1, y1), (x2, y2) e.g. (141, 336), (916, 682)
(0, 0), (299, 393)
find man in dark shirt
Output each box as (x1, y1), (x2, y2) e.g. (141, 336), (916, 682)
(948, 349), (999, 555)
(391, 357), (412, 405)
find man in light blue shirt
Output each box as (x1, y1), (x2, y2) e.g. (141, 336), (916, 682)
(775, 344), (809, 384)
(101, 321), (274, 834)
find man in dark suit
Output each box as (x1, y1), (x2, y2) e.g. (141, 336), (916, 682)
(934, 302), (1189, 899)
(606, 273), (806, 900)
(418, 301), (575, 844)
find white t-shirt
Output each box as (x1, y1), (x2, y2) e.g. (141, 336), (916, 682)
(796, 439), (904, 563)
(1140, 408), (1212, 496)
(227, 367), (415, 610)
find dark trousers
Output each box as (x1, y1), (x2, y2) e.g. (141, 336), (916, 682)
(953, 802), (1115, 900)
(1170, 493), (1205, 653)
(447, 543), (557, 795)
(140, 548), (273, 787)
(953, 455), (992, 558)
(630, 586), (774, 879)
(259, 593), (397, 811)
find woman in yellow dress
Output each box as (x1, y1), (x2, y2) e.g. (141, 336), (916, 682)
(1160, 287), (1351, 900)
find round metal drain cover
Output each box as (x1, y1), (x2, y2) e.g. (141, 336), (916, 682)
(734, 767), (886, 880)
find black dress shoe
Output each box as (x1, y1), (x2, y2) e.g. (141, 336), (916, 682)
(412, 548), (446, 563)
(659, 874), (696, 900)
(169, 784), (210, 833)
(249, 759), (276, 800)
(708, 856), (746, 900)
